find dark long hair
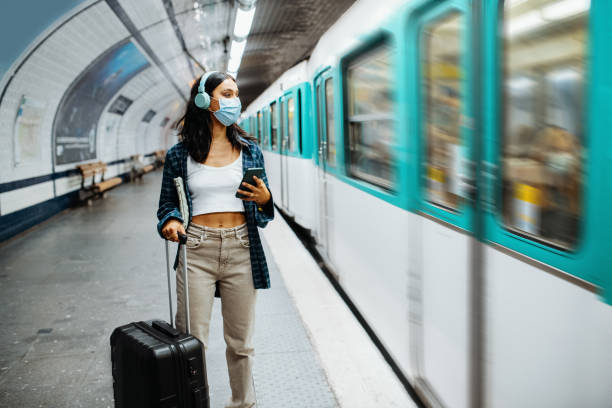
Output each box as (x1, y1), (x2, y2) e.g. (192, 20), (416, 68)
(176, 71), (256, 163)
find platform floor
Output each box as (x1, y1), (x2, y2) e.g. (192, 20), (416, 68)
(0, 169), (415, 408)
(0, 170), (337, 408)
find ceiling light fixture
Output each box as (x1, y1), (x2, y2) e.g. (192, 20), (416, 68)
(234, 6), (256, 39)
(227, 2), (256, 78)
(227, 39), (246, 73)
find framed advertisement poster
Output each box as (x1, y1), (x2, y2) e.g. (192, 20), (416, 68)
(53, 39), (150, 165)
(13, 95), (46, 167)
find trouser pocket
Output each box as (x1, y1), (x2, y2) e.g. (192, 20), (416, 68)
(237, 232), (250, 248)
(185, 227), (205, 249)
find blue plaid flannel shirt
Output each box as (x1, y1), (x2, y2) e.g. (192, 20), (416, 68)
(156, 136), (275, 289)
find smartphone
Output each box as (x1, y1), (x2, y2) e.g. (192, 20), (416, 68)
(236, 167), (265, 199)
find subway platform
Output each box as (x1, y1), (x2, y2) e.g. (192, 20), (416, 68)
(0, 170), (413, 408)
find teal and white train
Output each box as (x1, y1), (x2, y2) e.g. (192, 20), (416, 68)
(240, 0), (612, 406)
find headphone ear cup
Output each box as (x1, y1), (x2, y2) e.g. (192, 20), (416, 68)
(194, 92), (210, 109)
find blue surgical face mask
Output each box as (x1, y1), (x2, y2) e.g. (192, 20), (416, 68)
(212, 97), (241, 126)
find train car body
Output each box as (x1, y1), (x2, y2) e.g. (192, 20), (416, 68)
(241, 0), (612, 406)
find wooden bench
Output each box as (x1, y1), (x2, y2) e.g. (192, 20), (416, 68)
(76, 162), (122, 204)
(130, 155), (155, 181)
(153, 150), (166, 168)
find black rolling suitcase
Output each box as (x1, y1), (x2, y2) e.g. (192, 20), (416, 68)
(110, 233), (209, 408)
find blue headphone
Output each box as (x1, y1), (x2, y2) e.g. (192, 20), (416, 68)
(194, 71), (218, 109)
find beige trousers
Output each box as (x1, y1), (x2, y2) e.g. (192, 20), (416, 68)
(175, 221), (257, 408)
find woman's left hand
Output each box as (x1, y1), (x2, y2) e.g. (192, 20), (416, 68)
(237, 175), (271, 205)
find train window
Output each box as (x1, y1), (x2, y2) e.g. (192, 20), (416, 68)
(316, 84), (323, 159)
(325, 78), (337, 167)
(258, 111), (265, 147)
(501, 0), (589, 250)
(270, 102), (278, 151)
(287, 97), (295, 152)
(266, 110), (271, 145)
(280, 100), (285, 152)
(422, 12), (464, 210)
(254, 118), (258, 143)
(251, 117), (257, 144)
(346, 43), (394, 190)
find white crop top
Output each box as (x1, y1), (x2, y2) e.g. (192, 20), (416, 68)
(187, 150), (245, 216)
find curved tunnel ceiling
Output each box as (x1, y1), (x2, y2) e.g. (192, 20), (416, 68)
(1, 0), (356, 146)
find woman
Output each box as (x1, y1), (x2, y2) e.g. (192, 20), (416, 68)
(156, 71), (274, 408)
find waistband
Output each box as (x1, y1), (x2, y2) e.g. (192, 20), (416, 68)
(188, 221), (247, 238)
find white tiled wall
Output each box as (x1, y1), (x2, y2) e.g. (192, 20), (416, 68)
(141, 20), (183, 64)
(117, 81), (179, 158)
(163, 54), (196, 91)
(118, 0), (167, 30)
(0, 2), (185, 217)
(1, 182), (55, 215)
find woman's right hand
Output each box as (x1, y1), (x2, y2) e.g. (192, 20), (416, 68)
(161, 219), (186, 242)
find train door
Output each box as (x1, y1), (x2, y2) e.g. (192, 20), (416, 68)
(313, 70), (334, 265)
(278, 97), (285, 209)
(269, 100), (282, 203)
(250, 117), (257, 144)
(480, 1), (612, 407)
(280, 95), (292, 214)
(408, 1), (479, 407)
(257, 110), (264, 149)
(284, 92), (298, 216)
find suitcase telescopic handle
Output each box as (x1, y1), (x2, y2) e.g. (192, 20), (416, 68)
(164, 232), (191, 335)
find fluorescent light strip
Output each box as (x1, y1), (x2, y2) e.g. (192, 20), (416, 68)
(230, 39), (246, 62)
(227, 57), (241, 73)
(228, 5), (256, 76)
(227, 39), (247, 72)
(234, 7), (256, 38)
